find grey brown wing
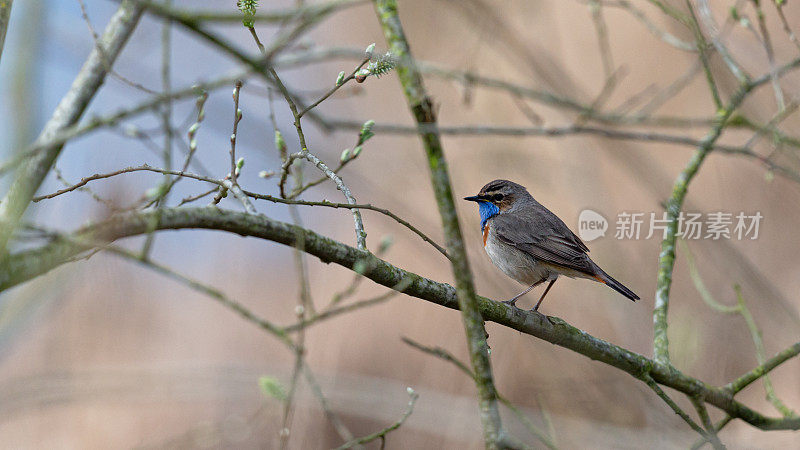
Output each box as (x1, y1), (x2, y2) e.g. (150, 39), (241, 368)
(492, 213), (596, 276)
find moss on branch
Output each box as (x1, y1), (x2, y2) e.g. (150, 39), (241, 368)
(1, 206), (798, 432)
(372, 0), (504, 445)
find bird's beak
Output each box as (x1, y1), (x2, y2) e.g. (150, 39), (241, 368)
(463, 195), (483, 202)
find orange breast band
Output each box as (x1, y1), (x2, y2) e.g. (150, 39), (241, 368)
(482, 224), (490, 247)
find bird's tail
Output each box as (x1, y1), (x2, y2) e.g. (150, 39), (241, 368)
(591, 264), (640, 301)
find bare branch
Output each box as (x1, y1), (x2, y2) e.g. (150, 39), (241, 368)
(284, 290), (397, 333)
(31, 164), (446, 257)
(0, 0), (144, 252)
(402, 337), (557, 449)
(587, 0), (696, 51)
(640, 374), (706, 435)
(335, 388), (419, 449)
(77, 0), (157, 94)
(749, 0), (785, 110)
(588, 0), (614, 79)
(372, 0), (504, 445)
(301, 363), (356, 443)
(0, 72), (242, 177)
(154, 0), (366, 24)
(230, 80), (243, 185)
(695, 0), (748, 82)
(691, 396), (725, 449)
(269, 67), (367, 250)
(2, 207), (799, 431)
(654, 81), (753, 365)
(103, 245), (294, 349)
(298, 56), (370, 118)
(324, 119), (751, 152)
(691, 416), (734, 450)
(727, 342), (800, 395)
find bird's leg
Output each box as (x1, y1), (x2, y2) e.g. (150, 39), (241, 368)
(533, 278), (557, 311)
(503, 280), (543, 307)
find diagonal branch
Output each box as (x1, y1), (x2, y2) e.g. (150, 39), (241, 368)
(335, 388), (419, 449)
(372, 0), (504, 446)
(2, 207), (799, 431)
(1, 207), (800, 432)
(640, 374), (705, 435)
(402, 337), (557, 449)
(653, 81), (753, 365)
(0, 0), (144, 253)
(690, 396), (725, 449)
(727, 341), (800, 395)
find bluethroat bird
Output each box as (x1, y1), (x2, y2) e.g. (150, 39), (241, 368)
(464, 180), (639, 311)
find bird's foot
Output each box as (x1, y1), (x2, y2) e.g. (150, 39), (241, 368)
(502, 299), (519, 308)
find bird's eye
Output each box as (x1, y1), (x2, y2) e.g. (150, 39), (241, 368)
(493, 193), (504, 201)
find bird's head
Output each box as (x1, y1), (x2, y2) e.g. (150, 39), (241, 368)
(464, 179), (529, 230)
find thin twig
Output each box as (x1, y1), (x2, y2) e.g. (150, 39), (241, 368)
(103, 246), (295, 349)
(77, 0), (158, 94)
(0, 0), (144, 253)
(280, 89), (315, 449)
(287, 272), (410, 333)
(140, 2), (175, 259)
(177, 188), (217, 206)
(325, 119), (751, 152)
(695, 0), (748, 82)
(636, 60), (702, 115)
(285, 291), (396, 333)
(691, 397), (725, 449)
(278, 46), (724, 128)
(774, 2), (800, 52)
(30, 164), (447, 257)
(653, 81), (753, 365)
(691, 416), (734, 450)
(732, 285), (797, 418)
(401, 337), (558, 449)
(641, 374), (706, 435)
(302, 363), (356, 443)
(230, 80), (243, 185)
(154, 0), (366, 24)
(588, 0), (614, 79)
(52, 166), (118, 210)
(221, 178), (257, 213)
(269, 67), (367, 250)
(685, 0), (722, 109)
(336, 388), (419, 450)
(252, 192), (448, 258)
(1, 72), (242, 177)
(726, 341), (800, 395)
(298, 56), (370, 118)
(680, 240), (738, 313)
(287, 119), (376, 199)
(585, 0), (695, 51)
(682, 240), (799, 418)
(750, 0), (785, 110)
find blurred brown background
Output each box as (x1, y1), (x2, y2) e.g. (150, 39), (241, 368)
(0, 0), (798, 448)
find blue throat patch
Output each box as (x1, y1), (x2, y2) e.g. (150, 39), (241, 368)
(478, 201), (500, 231)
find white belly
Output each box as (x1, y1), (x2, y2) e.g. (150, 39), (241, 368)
(484, 225), (550, 286)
